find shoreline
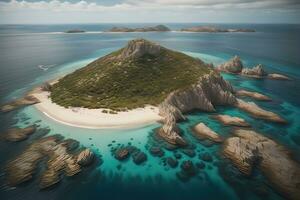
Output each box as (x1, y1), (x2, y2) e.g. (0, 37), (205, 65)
(32, 90), (163, 130)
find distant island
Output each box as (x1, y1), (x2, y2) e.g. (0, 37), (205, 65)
(181, 26), (255, 33)
(65, 29), (85, 33)
(107, 25), (170, 32)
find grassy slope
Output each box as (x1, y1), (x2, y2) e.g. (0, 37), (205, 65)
(50, 47), (211, 110)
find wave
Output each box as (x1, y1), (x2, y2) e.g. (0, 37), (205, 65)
(38, 64), (57, 71)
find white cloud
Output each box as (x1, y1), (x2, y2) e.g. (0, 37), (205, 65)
(1, 0), (299, 12)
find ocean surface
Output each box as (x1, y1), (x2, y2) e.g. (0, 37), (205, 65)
(0, 23), (299, 200)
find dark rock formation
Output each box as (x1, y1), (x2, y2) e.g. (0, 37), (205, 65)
(132, 151), (147, 165)
(176, 160), (197, 181)
(181, 149), (196, 158)
(114, 148), (130, 160)
(3, 125), (36, 142)
(213, 114), (250, 127)
(199, 152), (213, 162)
(1, 95), (40, 113)
(149, 146), (164, 157)
(166, 157), (178, 168)
(77, 148), (94, 166)
(223, 129), (300, 199)
(192, 122), (223, 142)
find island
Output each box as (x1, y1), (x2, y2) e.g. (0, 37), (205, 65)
(107, 25), (171, 32)
(64, 29), (85, 33)
(181, 26), (255, 33)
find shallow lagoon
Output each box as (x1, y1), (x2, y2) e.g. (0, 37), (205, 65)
(0, 24), (299, 200)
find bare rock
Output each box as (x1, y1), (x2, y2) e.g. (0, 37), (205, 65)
(235, 90), (271, 101)
(241, 64), (267, 78)
(77, 149), (94, 166)
(3, 125), (36, 142)
(223, 129), (300, 200)
(235, 99), (286, 123)
(158, 72), (236, 145)
(192, 123), (223, 142)
(268, 73), (291, 80)
(214, 114), (250, 127)
(216, 56), (243, 74)
(117, 39), (162, 60)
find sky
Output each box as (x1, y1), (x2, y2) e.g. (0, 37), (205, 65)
(0, 0), (300, 24)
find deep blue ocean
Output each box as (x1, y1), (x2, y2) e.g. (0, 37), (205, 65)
(0, 23), (299, 200)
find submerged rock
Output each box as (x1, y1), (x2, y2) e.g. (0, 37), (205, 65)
(114, 148), (130, 160)
(181, 149), (196, 158)
(149, 146), (164, 157)
(77, 149), (94, 166)
(223, 129), (300, 200)
(132, 151), (147, 165)
(177, 160), (197, 181)
(3, 125), (36, 142)
(192, 123), (223, 143)
(0, 89), (40, 113)
(216, 56), (243, 73)
(235, 90), (271, 101)
(5, 135), (86, 189)
(213, 114), (250, 127)
(235, 99), (286, 123)
(166, 157), (178, 168)
(199, 152), (213, 162)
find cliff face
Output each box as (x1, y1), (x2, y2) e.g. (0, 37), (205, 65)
(216, 56), (243, 73)
(158, 72), (236, 145)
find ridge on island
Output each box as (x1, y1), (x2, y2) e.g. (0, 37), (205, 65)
(50, 39), (212, 110)
(181, 26), (255, 33)
(107, 25), (171, 32)
(65, 29), (85, 33)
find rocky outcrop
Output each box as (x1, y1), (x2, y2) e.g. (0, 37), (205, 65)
(241, 64), (267, 77)
(235, 89), (271, 101)
(117, 39), (162, 60)
(158, 72), (236, 145)
(181, 26), (255, 33)
(108, 25), (170, 32)
(114, 148), (130, 160)
(2, 125), (36, 142)
(217, 57), (290, 80)
(192, 123), (223, 142)
(65, 29), (85, 33)
(5, 135), (87, 189)
(216, 56), (243, 73)
(267, 73), (291, 80)
(235, 99), (286, 123)
(77, 149), (94, 166)
(0, 95), (40, 113)
(223, 129), (300, 200)
(213, 114), (250, 127)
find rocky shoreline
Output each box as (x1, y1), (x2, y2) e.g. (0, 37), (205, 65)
(223, 129), (300, 199)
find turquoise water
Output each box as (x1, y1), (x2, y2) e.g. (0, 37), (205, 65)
(0, 24), (300, 200)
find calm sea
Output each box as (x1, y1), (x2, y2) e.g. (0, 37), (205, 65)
(0, 23), (299, 200)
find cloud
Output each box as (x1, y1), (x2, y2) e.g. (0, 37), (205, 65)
(1, 0), (300, 12)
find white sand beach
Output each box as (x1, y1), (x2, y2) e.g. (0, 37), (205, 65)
(32, 90), (162, 129)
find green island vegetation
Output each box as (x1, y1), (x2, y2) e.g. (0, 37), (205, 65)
(50, 39), (212, 110)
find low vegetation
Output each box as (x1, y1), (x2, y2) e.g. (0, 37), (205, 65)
(50, 40), (212, 110)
